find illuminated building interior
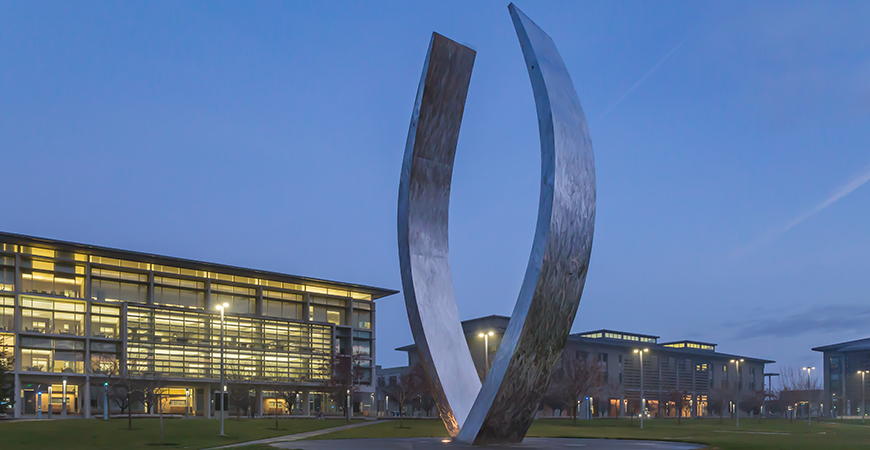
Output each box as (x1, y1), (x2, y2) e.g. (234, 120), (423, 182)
(0, 232), (396, 418)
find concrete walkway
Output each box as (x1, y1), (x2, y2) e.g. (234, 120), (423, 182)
(205, 420), (379, 449)
(275, 437), (706, 450)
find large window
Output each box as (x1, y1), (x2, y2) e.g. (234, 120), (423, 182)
(264, 300), (303, 320)
(90, 341), (120, 374)
(19, 259), (85, 298)
(0, 256), (14, 291)
(20, 337), (85, 373)
(310, 297), (346, 326)
(353, 301), (372, 329)
(0, 333), (13, 365)
(212, 284), (256, 315)
(90, 268), (149, 303)
(263, 290), (304, 320)
(20, 296), (86, 336)
(0, 296), (12, 331)
(126, 305), (333, 382)
(153, 277), (204, 309)
(91, 304), (121, 338)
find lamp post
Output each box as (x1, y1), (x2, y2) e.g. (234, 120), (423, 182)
(478, 331), (495, 376)
(858, 371), (867, 424)
(730, 359), (744, 427)
(633, 349), (648, 429)
(104, 382), (109, 420)
(802, 366), (815, 425)
(216, 302), (229, 437)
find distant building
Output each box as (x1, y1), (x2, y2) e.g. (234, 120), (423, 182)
(812, 337), (870, 417)
(0, 232), (396, 419)
(381, 315), (774, 418)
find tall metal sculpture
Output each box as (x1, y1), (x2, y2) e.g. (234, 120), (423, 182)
(397, 4), (596, 445)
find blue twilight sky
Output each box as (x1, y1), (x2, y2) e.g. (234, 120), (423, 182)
(2, 1), (869, 382)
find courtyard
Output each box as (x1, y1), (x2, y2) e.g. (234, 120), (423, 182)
(0, 418), (868, 450)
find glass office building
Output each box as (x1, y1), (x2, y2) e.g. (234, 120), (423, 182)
(0, 232), (396, 418)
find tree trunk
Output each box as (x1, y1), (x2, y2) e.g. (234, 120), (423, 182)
(573, 403), (577, 425)
(128, 392), (133, 429)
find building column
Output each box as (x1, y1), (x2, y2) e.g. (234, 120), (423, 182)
(255, 387), (263, 418)
(303, 389), (310, 416)
(62, 378), (68, 418)
(13, 373), (21, 418)
(205, 385), (212, 419)
(84, 380), (91, 418)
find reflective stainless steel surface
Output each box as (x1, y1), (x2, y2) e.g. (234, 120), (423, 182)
(397, 32), (480, 437)
(398, 3), (595, 445)
(458, 5), (595, 444)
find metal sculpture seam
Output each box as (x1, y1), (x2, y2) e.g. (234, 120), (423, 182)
(397, 3), (596, 445)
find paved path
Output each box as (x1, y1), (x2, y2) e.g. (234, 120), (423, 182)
(274, 437), (706, 450)
(205, 420), (379, 449)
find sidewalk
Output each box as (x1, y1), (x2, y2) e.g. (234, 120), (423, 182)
(205, 420), (381, 449)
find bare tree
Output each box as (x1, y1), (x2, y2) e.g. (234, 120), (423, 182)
(0, 340), (13, 416)
(324, 352), (365, 421)
(384, 363), (424, 428)
(667, 390), (689, 425)
(272, 387), (299, 429)
(739, 390), (766, 424)
(89, 355), (138, 429)
(138, 374), (167, 443)
(779, 366), (821, 422)
(708, 386), (731, 424)
(547, 351), (605, 425)
(226, 368), (253, 419)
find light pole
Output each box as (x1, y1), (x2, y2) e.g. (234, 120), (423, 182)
(633, 349), (648, 429)
(730, 359), (744, 427)
(216, 302), (229, 437)
(802, 366), (815, 426)
(478, 331), (495, 376)
(858, 371), (867, 424)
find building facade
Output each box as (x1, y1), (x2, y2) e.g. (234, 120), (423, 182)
(813, 337), (870, 417)
(383, 315), (773, 419)
(0, 232), (396, 418)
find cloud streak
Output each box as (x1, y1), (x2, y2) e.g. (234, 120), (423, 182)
(734, 164), (870, 258)
(592, 32), (694, 125)
(731, 304), (870, 340)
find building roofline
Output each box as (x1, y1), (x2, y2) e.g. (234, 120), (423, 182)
(568, 335), (774, 364)
(811, 336), (870, 352)
(462, 314), (511, 323)
(0, 231), (399, 299)
(660, 340), (718, 347)
(576, 329), (661, 340)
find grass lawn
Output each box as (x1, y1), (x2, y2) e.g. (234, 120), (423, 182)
(310, 417), (870, 449)
(0, 417), (358, 450)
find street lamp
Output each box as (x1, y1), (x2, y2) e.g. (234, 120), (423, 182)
(730, 359), (744, 427)
(802, 366), (815, 426)
(478, 331), (495, 376)
(858, 371), (867, 424)
(216, 302), (229, 437)
(633, 349), (648, 430)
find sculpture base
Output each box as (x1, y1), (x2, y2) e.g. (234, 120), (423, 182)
(274, 437), (705, 449)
